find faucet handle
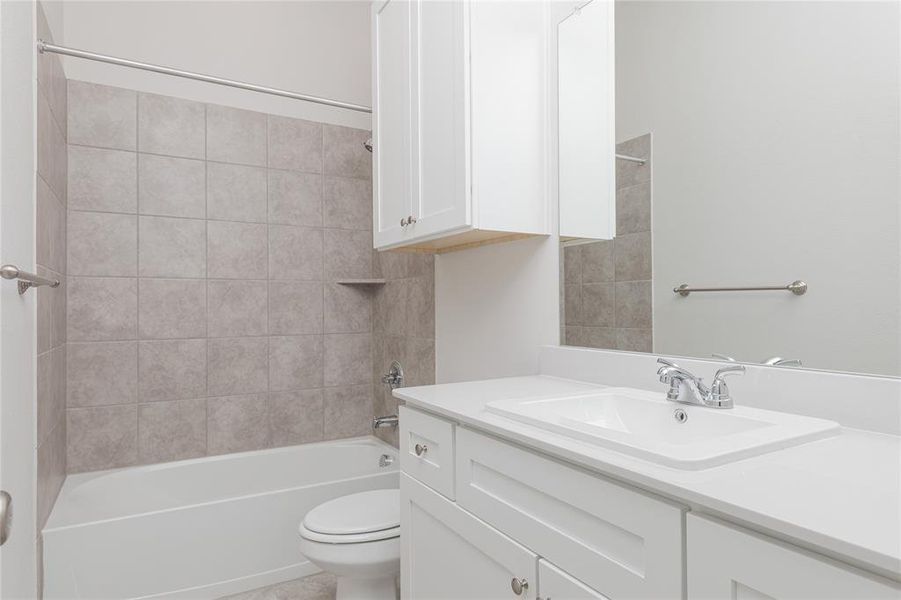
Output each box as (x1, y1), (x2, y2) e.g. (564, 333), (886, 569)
(657, 357), (679, 368)
(709, 365), (745, 408)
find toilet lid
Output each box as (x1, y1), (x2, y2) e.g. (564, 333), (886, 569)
(303, 489), (399, 536)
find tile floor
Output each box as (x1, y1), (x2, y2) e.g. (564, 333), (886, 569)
(219, 573), (337, 600)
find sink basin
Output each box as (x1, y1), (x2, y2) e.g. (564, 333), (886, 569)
(485, 387), (840, 469)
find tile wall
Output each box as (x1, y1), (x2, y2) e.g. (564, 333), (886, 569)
(35, 0), (68, 538)
(64, 80), (418, 472)
(562, 134), (653, 352)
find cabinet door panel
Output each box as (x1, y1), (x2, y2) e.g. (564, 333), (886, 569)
(410, 0), (470, 239)
(687, 514), (900, 600)
(401, 474), (537, 600)
(539, 560), (611, 600)
(373, 0), (414, 247)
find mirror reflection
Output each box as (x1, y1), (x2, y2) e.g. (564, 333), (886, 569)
(559, 0), (900, 377)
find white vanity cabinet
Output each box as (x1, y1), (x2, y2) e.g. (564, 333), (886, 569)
(371, 0), (548, 253)
(687, 515), (900, 600)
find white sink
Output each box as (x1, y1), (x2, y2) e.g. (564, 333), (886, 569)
(485, 387), (840, 469)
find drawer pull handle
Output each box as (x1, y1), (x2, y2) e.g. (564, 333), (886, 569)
(511, 577), (528, 596)
(414, 443), (428, 456)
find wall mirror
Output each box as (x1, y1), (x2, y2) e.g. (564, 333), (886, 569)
(557, 0), (900, 377)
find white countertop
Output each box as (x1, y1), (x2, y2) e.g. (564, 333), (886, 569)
(396, 375), (901, 582)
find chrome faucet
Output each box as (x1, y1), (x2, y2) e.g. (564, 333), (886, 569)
(372, 415), (399, 429)
(761, 356), (802, 367)
(656, 358), (745, 409)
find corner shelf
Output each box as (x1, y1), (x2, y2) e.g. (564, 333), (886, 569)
(336, 279), (387, 286)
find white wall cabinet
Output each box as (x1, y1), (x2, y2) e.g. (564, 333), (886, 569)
(687, 515), (900, 600)
(372, 0), (548, 253)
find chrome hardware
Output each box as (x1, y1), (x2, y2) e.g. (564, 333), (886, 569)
(380, 361), (405, 389)
(38, 40), (371, 114)
(762, 356), (803, 367)
(400, 218), (407, 227)
(656, 357), (745, 409)
(378, 454), (395, 468)
(675, 280), (807, 297)
(511, 578), (529, 596)
(1, 264), (60, 295)
(0, 491), (11, 546)
(673, 408), (688, 423)
(406, 215), (417, 225)
(615, 153), (646, 165)
(712, 353), (737, 362)
(372, 415), (399, 429)
(363, 138), (373, 152)
(414, 443), (428, 456)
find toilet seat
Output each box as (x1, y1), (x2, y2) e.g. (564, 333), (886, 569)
(300, 489), (399, 545)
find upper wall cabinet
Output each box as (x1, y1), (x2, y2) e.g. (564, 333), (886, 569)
(372, 0), (549, 253)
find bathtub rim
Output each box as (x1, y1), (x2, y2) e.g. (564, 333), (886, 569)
(44, 435), (399, 533)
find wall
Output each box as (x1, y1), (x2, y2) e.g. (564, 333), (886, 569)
(35, 0), (68, 592)
(64, 80), (379, 472)
(616, 1), (901, 375)
(563, 134), (653, 352)
(371, 252), (436, 446)
(59, 1), (371, 129)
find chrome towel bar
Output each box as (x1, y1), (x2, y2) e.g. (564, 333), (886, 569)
(1, 264), (60, 295)
(675, 280), (807, 297)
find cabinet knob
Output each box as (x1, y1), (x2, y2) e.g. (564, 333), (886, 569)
(400, 218), (407, 227)
(414, 443), (428, 456)
(407, 215), (417, 225)
(511, 577), (528, 596)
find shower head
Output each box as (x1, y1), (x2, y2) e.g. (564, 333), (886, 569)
(363, 138), (373, 152)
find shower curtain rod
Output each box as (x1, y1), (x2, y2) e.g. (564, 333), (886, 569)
(37, 40), (373, 114)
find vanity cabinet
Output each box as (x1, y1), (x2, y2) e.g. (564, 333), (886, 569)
(371, 0), (548, 252)
(687, 515), (900, 600)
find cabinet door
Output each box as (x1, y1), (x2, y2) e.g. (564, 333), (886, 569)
(372, 0), (414, 248)
(401, 474), (537, 600)
(688, 514), (900, 600)
(409, 0), (471, 241)
(539, 560), (611, 600)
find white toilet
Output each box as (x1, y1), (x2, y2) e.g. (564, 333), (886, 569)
(299, 489), (400, 600)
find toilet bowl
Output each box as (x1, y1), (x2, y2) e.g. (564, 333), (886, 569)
(299, 489), (400, 600)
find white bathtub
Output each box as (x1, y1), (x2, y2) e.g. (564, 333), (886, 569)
(43, 437), (398, 600)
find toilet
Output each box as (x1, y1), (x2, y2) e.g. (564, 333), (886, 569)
(299, 489), (400, 600)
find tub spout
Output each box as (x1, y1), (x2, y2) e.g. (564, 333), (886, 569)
(372, 415), (399, 429)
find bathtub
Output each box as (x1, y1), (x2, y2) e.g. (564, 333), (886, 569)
(43, 437), (398, 600)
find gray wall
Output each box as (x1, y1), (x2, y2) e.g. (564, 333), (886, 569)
(35, 0), (68, 540)
(563, 134), (653, 352)
(64, 80), (424, 472)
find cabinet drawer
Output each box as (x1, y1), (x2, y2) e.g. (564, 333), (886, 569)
(539, 560), (610, 600)
(687, 514), (901, 600)
(399, 407), (455, 499)
(456, 427), (685, 600)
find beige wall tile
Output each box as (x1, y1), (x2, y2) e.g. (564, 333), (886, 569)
(323, 228), (371, 280)
(138, 93), (205, 159)
(584, 327), (617, 349)
(323, 385), (372, 440)
(270, 281), (323, 335)
(68, 211), (137, 276)
(615, 134), (651, 189)
(36, 420), (66, 530)
(138, 339), (207, 402)
(564, 283), (582, 326)
(68, 145), (137, 213)
(37, 176), (66, 273)
(323, 125), (371, 179)
(36, 346), (66, 444)
(269, 225), (322, 281)
(324, 284), (370, 334)
(67, 404), (137, 472)
(207, 394), (269, 454)
(138, 398), (206, 463)
(138, 154), (206, 218)
(207, 337), (268, 396)
(616, 181), (651, 235)
(37, 89), (67, 202)
(323, 176), (371, 231)
(563, 245), (582, 284)
(67, 277), (137, 341)
(207, 162), (267, 223)
(268, 170), (322, 227)
(269, 335), (323, 392)
(269, 389), (323, 447)
(614, 231), (652, 281)
(207, 280), (268, 337)
(614, 281), (652, 328)
(206, 105), (267, 167)
(268, 115), (322, 173)
(68, 81), (136, 151)
(406, 278), (434, 339)
(139, 216), (206, 278)
(67, 341), (137, 407)
(582, 283), (615, 328)
(324, 333), (370, 387)
(616, 328), (652, 353)
(207, 221), (268, 279)
(581, 240), (614, 283)
(138, 279), (206, 339)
